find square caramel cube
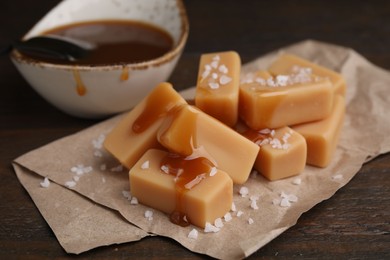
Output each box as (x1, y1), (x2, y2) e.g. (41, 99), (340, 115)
(195, 51), (241, 127)
(104, 82), (187, 169)
(157, 104), (259, 184)
(130, 149), (233, 228)
(268, 53), (346, 97)
(239, 124), (307, 181)
(239, 70), (333, 130)
(292, 95), (345, 167)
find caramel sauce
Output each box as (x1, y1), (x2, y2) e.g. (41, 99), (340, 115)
(160, 153), (215, 227)
(132, 86), (183, 134)
(120, 67), (129, 81)
(73, 69), (87, 96)
(31, 20), (174, 65)
(242, 128), (268, 144)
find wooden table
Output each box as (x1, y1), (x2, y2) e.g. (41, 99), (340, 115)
(1, 0), (389, 258)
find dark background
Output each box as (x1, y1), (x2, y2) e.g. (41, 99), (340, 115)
(0, 0), (389, 259)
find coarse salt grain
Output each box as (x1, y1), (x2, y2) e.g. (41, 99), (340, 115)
(204, 222), (220, 233)
(122, 190), (131, 200)
(110, 165), (123, 172)
(93, 150), (103, 157)
(65, 181), (76, 188)
(92, 134), (105, 149)
(248, 218), (254, 225)
(224, 212), (232, 222)
(214, 218), (224, 228)
(219, 64), (228, 74)
(141, 160), (150, 170)
(219, 75), (232, 85)
(292, 178), (302, 185)
(40, 177), (50, 188)
(130, 197), (138, 205)
(73, 176), (80, 182)
(236, 210), (244, 217)
(239, 186), (249, 197)
(161, 165), (169, 174)
(184, 174), (206, 189)
(332, 174), (343, 180)
(280, 197), (291, 207)
(250, 200), (259, 210)
(188, 228), (198, 240)
(209, 167), (217, 176)
(144, 210), (153, 221)
(208, 82), (220, 89)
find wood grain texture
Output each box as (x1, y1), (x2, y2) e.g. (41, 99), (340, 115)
(0, 0), (389, 259)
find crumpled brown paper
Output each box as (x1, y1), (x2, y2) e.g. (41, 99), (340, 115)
(13, 40), (390, 259)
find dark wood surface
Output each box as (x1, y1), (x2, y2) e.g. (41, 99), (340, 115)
(1, 0), (389, 259)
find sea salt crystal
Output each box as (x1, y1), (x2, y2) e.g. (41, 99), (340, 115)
(248, 218), (254, 225)
(224, 212), (232, 222)
(188, 228), (198, 240)
(122, 190), (131, 200)
(218, 64), (228, 74)
(211, 60), (219, 69)
(144, 210), (153, 221)
(93, 150), (103, 157)
(280, 197), (291, 207)
(110, 165), (123, 172)
(208, 82), (220, 89)
(209, 167), (217, 176)
(292, 178), (302, 185)
(250, 200), (259, 210)
(211, 72), (218, 79)
(65, 181), (76, 188)
(259, 128), (271, 134)
(214, 218), (224, 228)
(161, 165), (169, 174)
(92, 134), (105, 149)
(40, 177), (50, 188)
(130, 196), (138, 205)
(236, 210), (244, 217)
(239, 186), (249, 197)
(73, 176), (80, 182)
(204, 222), (220, 233)
(332, 174), (343, 180)
(212, 55), (220, 61)
(184, 174), (206, 189)
(141, 160), (150, 170)
(219, 75), (232, 85)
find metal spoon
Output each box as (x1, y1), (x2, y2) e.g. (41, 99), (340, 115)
(2, 35), (94, 61)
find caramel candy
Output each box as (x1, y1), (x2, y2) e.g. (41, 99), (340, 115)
(130, 149), (233, 228)
(241, 125), (307, 181)
(292, 95), (345, 167)
(195, 51), (241, 126)
(268, 53), (346, 97)
(104, 82), (187, 169)
(158, 105), (259, 184)
(239, 70), (333, 130)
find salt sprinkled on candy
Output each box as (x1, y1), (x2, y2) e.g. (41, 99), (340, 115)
(184, 174), (206, 189)
(161, 165), (169, 174)
(219, 75), (232, 85)
(141, 160), (150, 170)
(211, 72), (218, 79)
(204, 222), (220, 233)
(209, 167), (218, 176)
(259, 128), (271, 134)
(239, 186), (249, 197)
(218, 64), (228, 74)
(130, 196), (138, 205)
(188, 228), (198, 240)
(224, 212), (232, 222)
(65, 181), (76, 188)
(40, 177), (50, 188)
(208, 82), (220, 89)
(144, 210), (153, 221)
(248, 218), (254, 225)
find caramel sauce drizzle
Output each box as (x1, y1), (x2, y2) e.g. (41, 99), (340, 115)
(120, 67), (129, 81)
(161, 153), (215, 227)
(73, 69), (87, 96)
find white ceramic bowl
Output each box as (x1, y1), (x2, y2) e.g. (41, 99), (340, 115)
(11, 0), (189, 118)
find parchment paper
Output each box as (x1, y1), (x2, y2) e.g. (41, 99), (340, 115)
(13, 40), (390, 259)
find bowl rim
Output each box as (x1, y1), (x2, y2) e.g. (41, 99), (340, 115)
(10, 0), (189, 72)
